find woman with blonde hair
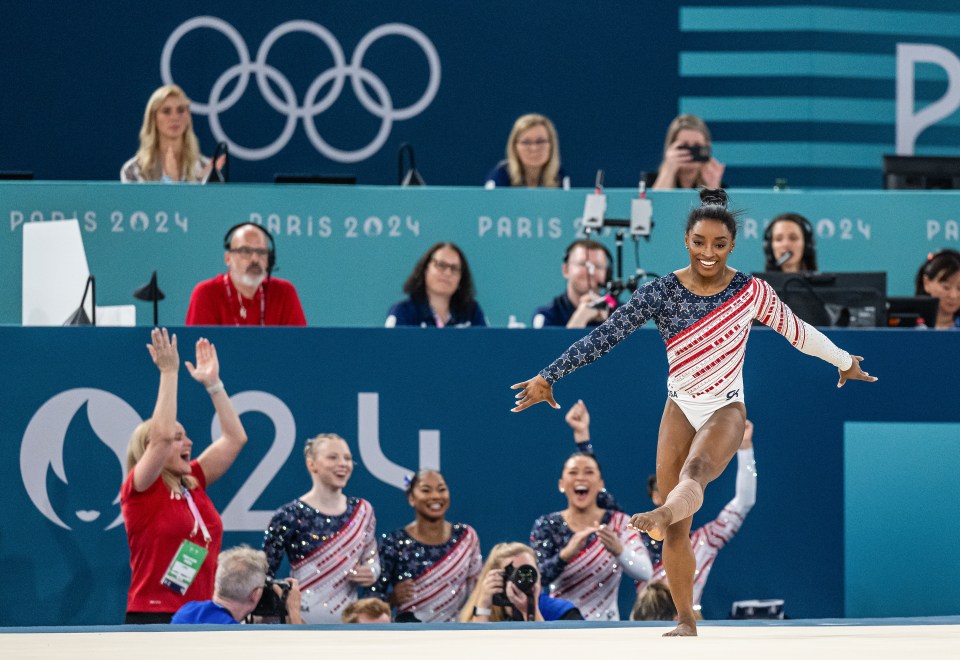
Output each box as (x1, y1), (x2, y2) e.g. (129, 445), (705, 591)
(262, 433), (380, 623)
(485, 113), (566, 188)
(121, 84), (221, 182)
(121, 328), (248, 623)
(650, 114), (725, 190)
(459, 542), (581, 622)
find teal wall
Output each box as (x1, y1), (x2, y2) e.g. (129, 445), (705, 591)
(3, 182), (960, 327)
(844, 422), (960, 617)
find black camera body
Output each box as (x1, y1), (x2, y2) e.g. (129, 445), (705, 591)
(492, 564), (538, 607)
(251, 577), (291, 620)
(683, 144), (710, 162)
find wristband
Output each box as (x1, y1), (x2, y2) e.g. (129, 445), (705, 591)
(206, 380), (224, 395)
(473, 607), (492, 617)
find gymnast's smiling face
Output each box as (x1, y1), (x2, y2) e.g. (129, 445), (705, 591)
(685, 218), (735, 280)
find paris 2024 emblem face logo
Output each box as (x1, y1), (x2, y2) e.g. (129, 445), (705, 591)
(20, 389), (143, 531)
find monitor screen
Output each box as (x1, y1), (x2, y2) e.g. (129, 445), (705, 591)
(882, 155), (960, 190)
(753, 272), (887, 327)
(0, 171), (33, 180)
(886, 296), (939, 328)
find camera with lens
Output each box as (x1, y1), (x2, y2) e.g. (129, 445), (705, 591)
(251, 577), (291, 620)
(492, 564), (539, 607)
(682, 144), (710, 162)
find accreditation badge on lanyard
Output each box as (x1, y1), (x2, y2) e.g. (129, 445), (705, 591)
(161, 486), (212, 595)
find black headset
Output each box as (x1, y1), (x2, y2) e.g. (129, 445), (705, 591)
(763, 213), (815, 270)
(223, 222), (276, 273)
(564, 239), (614, 283)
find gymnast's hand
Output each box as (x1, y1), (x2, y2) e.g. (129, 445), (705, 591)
(837, 355), (878, 388)
(511, 375), (559, 412)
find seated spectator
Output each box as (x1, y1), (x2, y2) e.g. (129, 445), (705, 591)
(185, 223), (307, 326)
(915, 249), (960, 329)
(366, 470), (482, 622)
(630, 582), (677, 622)
(650, 114), (724, 190)
(485, 114), (566, 188)
(386, 242), (487, 327)
(342, 598), (392, 623)
(121, 84), (223, 183)
(533, 239), (614, 328)
(459, 543), (582, 622)
(763, 213), (818, 273)
(171, 545), (303, 624)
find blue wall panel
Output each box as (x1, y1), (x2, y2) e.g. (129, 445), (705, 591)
(1, 326), (957, 625)
(3, 1), (960, 187)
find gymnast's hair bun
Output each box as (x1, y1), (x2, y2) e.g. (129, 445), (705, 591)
(699, 188), (728, 209)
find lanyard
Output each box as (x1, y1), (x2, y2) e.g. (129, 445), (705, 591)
(222, 274), (265, 325)
(181, 486), (212, 545)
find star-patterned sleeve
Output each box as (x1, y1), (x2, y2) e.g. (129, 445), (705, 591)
(364, 531), (399, 599)
(262, 506), (291, 578)
(540, 280), (664, 384)
(530, 513), (570, 585)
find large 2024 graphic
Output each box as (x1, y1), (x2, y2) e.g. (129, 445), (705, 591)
(20, 389), (438, 532)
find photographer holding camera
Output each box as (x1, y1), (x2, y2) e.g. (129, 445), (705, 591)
(171, 546), (303, 624)
(459, 543), (582, 622)
(649, 114), (725, 190)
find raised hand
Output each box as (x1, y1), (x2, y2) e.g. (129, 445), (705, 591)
(184, 337), (220, 388)
(146, 327), (179, 373)
(511, 375), (559, 412)
(837, 355), (878, 388)
(565, 399), (591, 437)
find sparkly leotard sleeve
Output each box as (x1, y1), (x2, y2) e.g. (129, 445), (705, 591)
(540, 273), (852, 400)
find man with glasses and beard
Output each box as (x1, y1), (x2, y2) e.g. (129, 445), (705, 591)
(186, 223), (307, 326)
(532, 239), (614, 329)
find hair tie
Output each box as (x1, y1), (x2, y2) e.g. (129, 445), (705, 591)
(928, 252), (935, 261)
(403, 473), (413, 488)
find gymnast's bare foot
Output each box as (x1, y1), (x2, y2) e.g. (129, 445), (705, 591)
(664, 616), (697, 637)
(628, 507), (673, 541)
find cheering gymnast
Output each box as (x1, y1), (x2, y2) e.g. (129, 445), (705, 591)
(511, 188), (877, 636)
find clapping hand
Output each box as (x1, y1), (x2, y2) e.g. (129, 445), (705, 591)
(596, 524), (623, 556)
(346, 563), (376, 587)
(559, 525), (598, 562)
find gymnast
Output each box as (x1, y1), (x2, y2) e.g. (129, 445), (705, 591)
(511, 188), (877, 636)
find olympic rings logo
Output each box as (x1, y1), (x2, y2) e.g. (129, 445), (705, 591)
(160, 17), (441, 162)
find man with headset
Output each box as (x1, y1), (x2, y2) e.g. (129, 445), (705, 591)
(185, 223), (307, 326)
(532, 239), (614, 328)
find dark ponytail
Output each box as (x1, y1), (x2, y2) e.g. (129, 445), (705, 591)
(685, 187), (739, 239)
